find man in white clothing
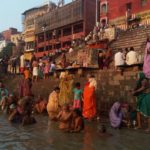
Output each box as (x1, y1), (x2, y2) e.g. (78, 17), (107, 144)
(114, 49), (125, 68)
(126, 47), (138, 65)
(20, 53), (25, 74)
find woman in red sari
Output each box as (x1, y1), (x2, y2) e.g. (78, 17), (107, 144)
(82, 75), (97, 120)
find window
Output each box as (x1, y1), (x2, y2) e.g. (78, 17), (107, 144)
(126, 2), (132, 10)
(101, 4), (107, 13)
(141, 0), (147, 6)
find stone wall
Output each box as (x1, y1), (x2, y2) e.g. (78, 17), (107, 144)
(70, 69), (138, 115)
(4, 68), (139, 116)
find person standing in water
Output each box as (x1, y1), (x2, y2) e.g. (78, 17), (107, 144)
(82, 75), (97, 121)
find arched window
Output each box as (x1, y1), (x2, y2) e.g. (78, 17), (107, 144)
(101, 4), (107, 13)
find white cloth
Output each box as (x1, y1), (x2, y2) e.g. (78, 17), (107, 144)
(33, 67), (38, 76)
(20, 55), (24, 68)
(126, 51), (138, 65)
(69, 48), (73, 53)
(89, 78), (97, 90)
(114, 52), (125, 66)
(50, 64), (56, 72)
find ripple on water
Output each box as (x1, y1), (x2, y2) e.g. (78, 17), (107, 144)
(0, 115), (150, 150)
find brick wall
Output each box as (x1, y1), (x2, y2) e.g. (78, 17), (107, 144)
(4, 69), (139, 115)
(107, 0), (150, 20)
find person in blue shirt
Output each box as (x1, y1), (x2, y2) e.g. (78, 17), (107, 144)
(73, 82), (83, 110)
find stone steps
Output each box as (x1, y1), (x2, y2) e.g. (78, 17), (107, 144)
(110, 26), (150, 52)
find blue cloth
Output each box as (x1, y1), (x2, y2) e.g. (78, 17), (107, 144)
(73, 88), (82, 100)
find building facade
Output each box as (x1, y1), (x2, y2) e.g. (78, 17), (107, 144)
(11, 33), (24, 46)
(2, 28), (19, 41)
(11, 33), (25, 56)
(99, 0), (150, 29)
(35, 0), (96, 57)
(22, 2), (56, 52)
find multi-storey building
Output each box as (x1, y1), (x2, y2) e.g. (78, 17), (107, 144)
(35, 0), (96, 57)
(22, 2), (56, 52)
(11, 33), (24, 46)
(99, 0), (150, 29)
(2, 28), (19, 41)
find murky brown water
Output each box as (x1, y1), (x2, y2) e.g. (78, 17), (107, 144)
(0, 115), (150, 150)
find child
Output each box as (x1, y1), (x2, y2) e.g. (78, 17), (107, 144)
(73, 82), (83, 110)
(70, 109), (84, 133)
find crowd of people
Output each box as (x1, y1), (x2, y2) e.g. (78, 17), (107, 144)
(0, 71), (98, 133)
(109, 71), (150, 132)
(98, 48), (113, 69)
(0, 59), (150, 134)
(114, 47), (143, 69)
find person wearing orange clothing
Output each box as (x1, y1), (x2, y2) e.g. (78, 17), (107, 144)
(82, 75), (97, 121)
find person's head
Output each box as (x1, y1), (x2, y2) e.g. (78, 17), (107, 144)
(130, 47), (134, 51)
(75, 82), (81, 88)
(99, 51), (103, 56)
(88, 75), (95, 81)
(99, 125), (107, 133)
(73, 109), (82, 118)
(54, 87), (60, 94)
(112, 101), (121, 112)
(62, 104), (70, 112)
(118, 48), (122, 52)
(9, 104), (17, 110)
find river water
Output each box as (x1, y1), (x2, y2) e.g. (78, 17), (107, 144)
(0, 115), (150, 150)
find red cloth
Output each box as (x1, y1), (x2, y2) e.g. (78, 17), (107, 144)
(82, 82), (96, 119)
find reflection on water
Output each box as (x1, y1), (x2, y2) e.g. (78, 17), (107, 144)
(0, 115), (150, 150)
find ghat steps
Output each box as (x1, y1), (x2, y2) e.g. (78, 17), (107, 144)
(110, 26), (150, 52)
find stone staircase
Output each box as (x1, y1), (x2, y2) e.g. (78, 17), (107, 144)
(110, 26), (150, 53)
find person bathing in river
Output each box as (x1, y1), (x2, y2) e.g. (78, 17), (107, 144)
(8, 96), (36, 125)
(82, 75), (97, 121)
(0, 91), (8, 113)
(34, 95), (47, 114)
(109, 101), (123, 129)
(70, 109), (84, 133)
(22, 109), (36, 126)
(47, 87), (60, 120)
(0, 81), (8, 101)
(57, 104), (72, 131)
